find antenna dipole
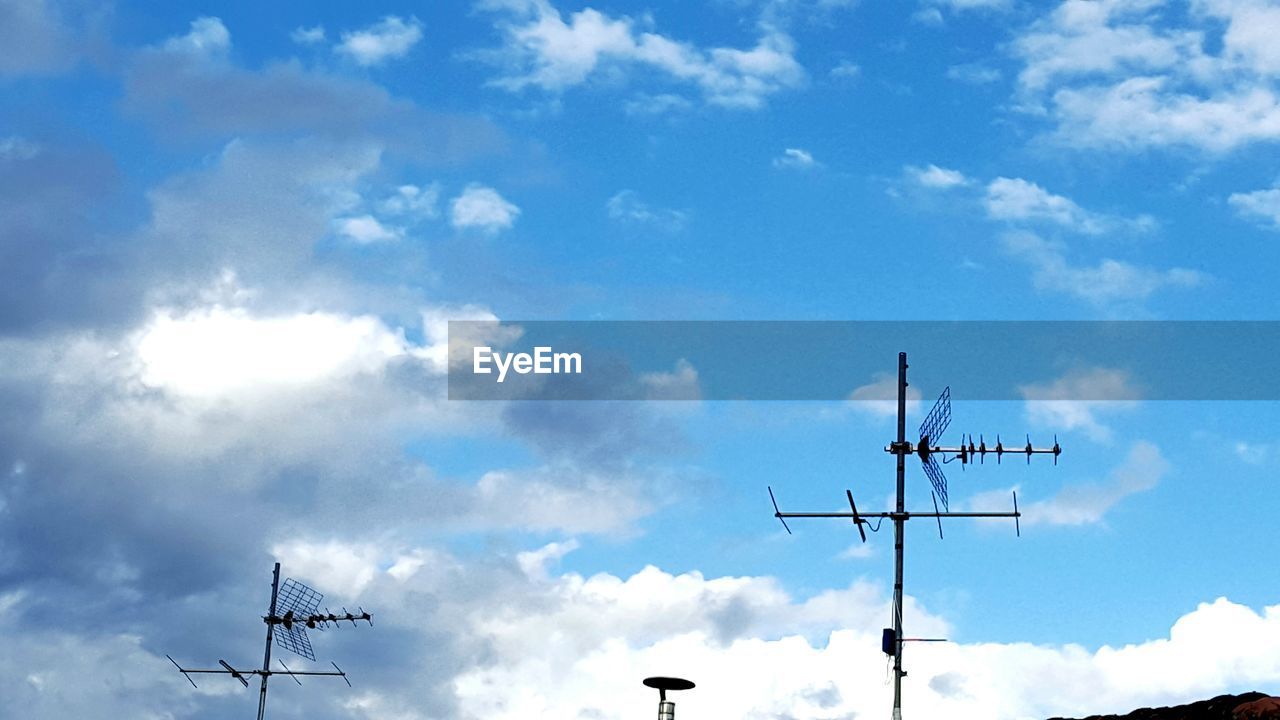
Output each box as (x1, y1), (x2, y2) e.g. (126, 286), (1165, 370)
(168, 562), (372, 719)
(769, 352), (1061, 720)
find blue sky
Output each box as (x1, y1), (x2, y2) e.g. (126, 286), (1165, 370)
(4, 1), (1280, 718)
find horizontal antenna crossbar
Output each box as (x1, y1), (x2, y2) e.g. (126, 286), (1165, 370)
(775, 511), (1018, 519)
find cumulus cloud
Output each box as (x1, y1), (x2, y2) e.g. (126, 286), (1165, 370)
(909, 166), (1153, 234)
(985, 177), (1154, 234)
(638, 359), (701, 400)
(335, 214), (402, 243)
(380, 183), (440, 219)
(242, 537), (1280, 720)
(1007, 440), (1167, 526)
(830, 60), (861, 79)
(623, 92), (693, 115)
(0, 0), (79, 77)
(10, 535), (1280, 720)
(929, 0), (1011, 11)
(0, 135), (41, 161)
(161, 16), (231, 56)
(912, 7), (945, 25)
(947, 62), (1001, 85)
(606, 190), (687, 232)
(908, 163), (971, 188)
(123, 28), (506, 155)
(847, 371), (923, 418)
(450, 183), (521, 232)
(477, 1), (805, 109)
(1229, 186), (1280, 229)
(904, 165), (1183, 308)
(134, 306), (413, 397)
(137, 138), (385, 284)
(1011, 0), (1280, 151)
(1235, 440), (1270, 465)
(1001, 231), (1203, 306)
(772, 147), (817, 169)
(1019, 367), (1141, 442)
(291, 25), (326, 45)
(336, 16), (423, 66)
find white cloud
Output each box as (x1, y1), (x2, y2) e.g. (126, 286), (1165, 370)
(335, 214), (401, 243)
(315, 538), (1280, 720)
(1050, 79), (1280, 152)
(606, 190), (687, 232)
(930, 0), (1011, 10)
(380, 183), (441, 219)
(830, 60), (861, 79)
(987, 176), (1157, 234)
(0, 135), (40, 160)
(1235, 440), (1269, 465)
(912, 7), (945, 25)
(1002, 231), (1203, 306)
(479, 2), (804, 109)
(1019, 367), (1141, 442)
(985, 177), (1107, 233)
(947, 63), (1001, 85)
(134, 306), (413, 398)
(419, 303), (511, 374)
(909, 163), (971, 188)
(450, 183), (521, 233)
(909, 168), (1154, 233)
(639, 359), (701, 400)
(1011, 0), (1280, 151)
(274, 538), (383, 596)
(847, 372), (923, 419)
(291, 25), (326, 45)
(0, 0), (77, 78)
(336, 16), (423, 67)
(1016, 440), (1167, 525)
(623, 92), (693, 115)
(472, 468), (653, 534)
(1229, 186), (1280, 229)
(0, 631), (198, 720)
(773, 147), (817, 169)
(161, 16), (230, 56)
(839, 543), (875, 560)
(516, 538), (581, 579)
(1013, 2), (1195, 94)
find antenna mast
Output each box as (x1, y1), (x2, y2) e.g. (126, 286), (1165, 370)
(168, 562), (374, 719)
(769, 352), (1062, 719)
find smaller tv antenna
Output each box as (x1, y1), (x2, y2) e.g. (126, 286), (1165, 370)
(644, 676), (695, 720)
(168, 562), (373, 720)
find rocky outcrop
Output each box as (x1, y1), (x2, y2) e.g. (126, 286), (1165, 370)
(1234, 697), (1280, 719)
(1047, 692), (1276, 720)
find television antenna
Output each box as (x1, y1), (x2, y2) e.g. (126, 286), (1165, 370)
(167, 562), (373, 720)
(768, 352), (1061, 720)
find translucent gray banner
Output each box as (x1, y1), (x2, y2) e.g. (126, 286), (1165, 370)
(446, 321), (1279, 401)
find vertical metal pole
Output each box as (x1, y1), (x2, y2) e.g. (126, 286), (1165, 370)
(892, 353), (907, 720)
(258, 563), (280, 720)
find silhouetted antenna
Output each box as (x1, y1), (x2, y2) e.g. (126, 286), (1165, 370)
(168, 563), (374, 720)
(768, 352), (1062, 720)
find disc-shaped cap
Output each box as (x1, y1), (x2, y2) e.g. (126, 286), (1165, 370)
(643, 677), (695, 691)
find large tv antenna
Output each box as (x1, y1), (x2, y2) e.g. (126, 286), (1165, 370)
(768, 352), (1061, 720)
(167, 562), (373, 720)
